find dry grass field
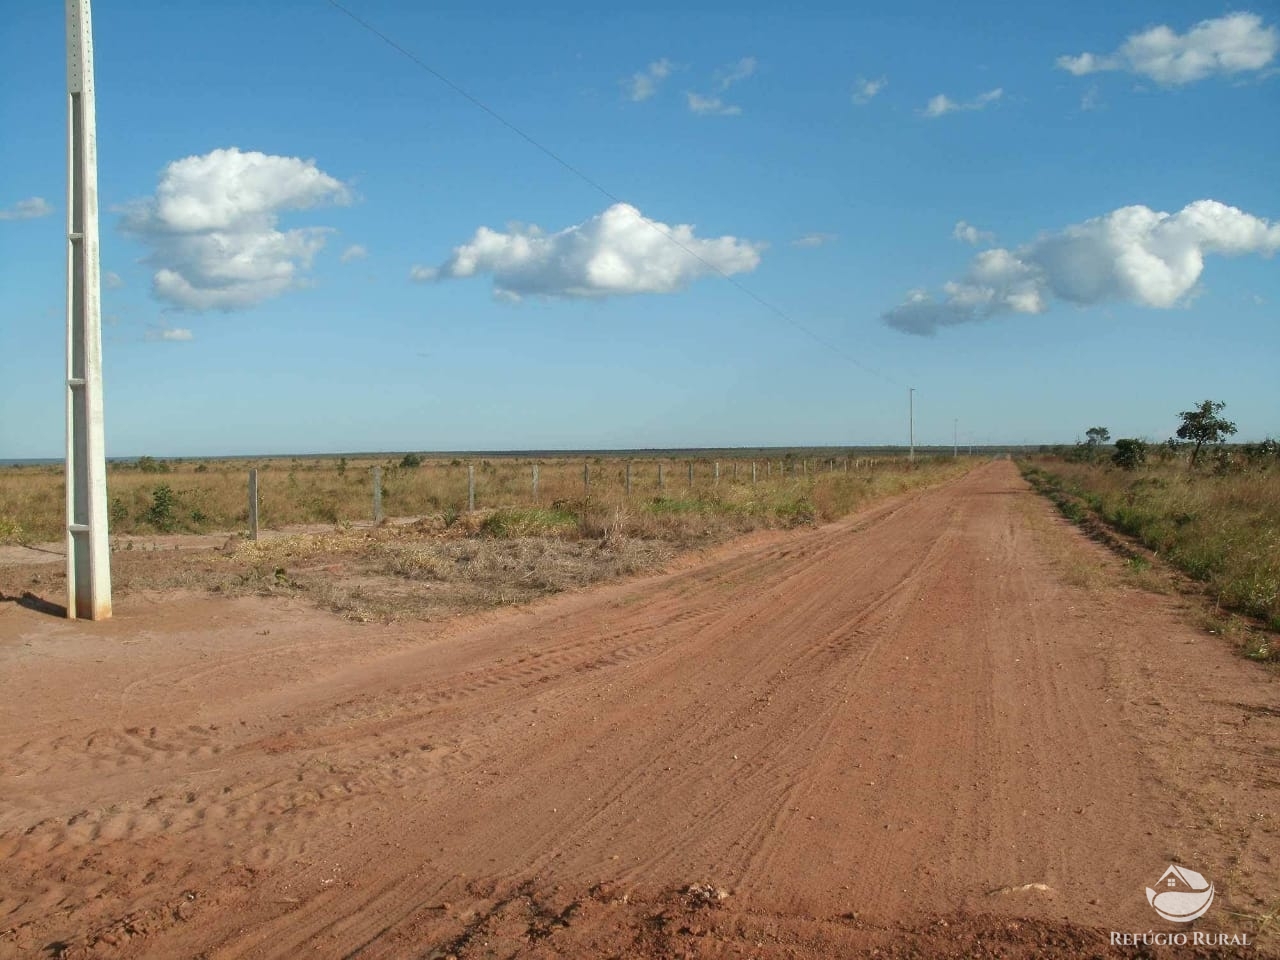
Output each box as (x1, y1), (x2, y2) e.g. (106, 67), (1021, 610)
(1021, 456), (1280, 648)
(1, 453), (911, 544)
(1, 453), (969, 622)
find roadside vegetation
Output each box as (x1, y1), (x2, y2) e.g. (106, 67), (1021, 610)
(1020, 400), (1280, 657)
(1, 454), (969, 622)
(2, 452), (932, 544)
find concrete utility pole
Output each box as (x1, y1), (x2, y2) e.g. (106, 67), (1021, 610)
(65, 0), (111, 620)
(908, 387), (915, 463)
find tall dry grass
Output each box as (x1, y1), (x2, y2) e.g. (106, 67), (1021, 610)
(0, 454), (953, 545)
(1021, 458), (1280, 633)
(1, 455), (970, 623)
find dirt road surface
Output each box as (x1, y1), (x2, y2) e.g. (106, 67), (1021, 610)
(2, 462), (1277, 958)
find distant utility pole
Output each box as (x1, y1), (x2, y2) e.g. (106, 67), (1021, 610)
(908, 387), (915, 463)
(65, 0), (111, 620)
(954, 418), (958, 458)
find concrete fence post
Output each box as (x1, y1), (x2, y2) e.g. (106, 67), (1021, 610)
(532, 463), (540, 499)
(468, 464), (476, 513)
(732, 461), (738, 480)
(248, 468), (260, 540)
(372, 466), (383, 524)
(751, 461), (757, 484)
(714, 461), (720, 486)
(626, 461), (632, 497)
(766, 461), (771, 478)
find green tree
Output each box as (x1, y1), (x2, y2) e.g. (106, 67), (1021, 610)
(1084, 426), (1110, 447)
(1111, 438), (1147, 471)
(1175, 400), (1237, 466)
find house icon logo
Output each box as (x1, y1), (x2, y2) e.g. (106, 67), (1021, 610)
(1146, 865), (1215, 922)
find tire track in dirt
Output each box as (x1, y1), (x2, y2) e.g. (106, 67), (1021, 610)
(2, 462), (1277, 959)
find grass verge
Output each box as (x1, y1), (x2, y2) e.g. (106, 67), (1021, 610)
(1019, 458), (1279, 660)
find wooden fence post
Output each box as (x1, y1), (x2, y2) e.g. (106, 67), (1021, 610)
(583, 463), (590, 496)
(248, 468), (259, 540)
(687, 462), (694, 487)
(658, 462), (664, 490)
(532, 463), (540, 499)
(468, 464), (476, 512)
(625, 461), (632, 496)
(372, 466), (383, 523)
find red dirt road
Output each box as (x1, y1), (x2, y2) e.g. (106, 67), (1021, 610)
(2, 462), (1277, 958)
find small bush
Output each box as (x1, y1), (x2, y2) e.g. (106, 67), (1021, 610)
(400, 453), (423, 469)
(146, 484), (177, 531)
(1111, 439), (1147, 471)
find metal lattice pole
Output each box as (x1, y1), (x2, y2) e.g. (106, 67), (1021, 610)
(65, 0), (111, 620)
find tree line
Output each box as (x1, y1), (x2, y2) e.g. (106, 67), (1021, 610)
(1075, 400), (1277, 471)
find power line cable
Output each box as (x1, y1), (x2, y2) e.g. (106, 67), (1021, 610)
(324, 0), (902, 387)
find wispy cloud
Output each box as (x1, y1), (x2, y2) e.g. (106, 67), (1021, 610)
(922, 88), (1003, 118)
(145, 325), (194, 342)
(340, 244), (368, 263)
(688, 56), (756, 116)
(714, 56), (757, 91)
(791, 232), (837, 248)
(0, 196), (53, 221)
(417, 202), (762, 300)
(625, 58), (674, 101)
(852, 76), (887, 105)
(884, 200), (1280, 335)
(952, 220), (995, 245)
(1057, 12), (1278, 86)
(686, 93), (742, 116)
(104, 271), (125, 289)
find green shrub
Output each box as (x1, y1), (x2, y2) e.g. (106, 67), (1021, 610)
(146, 484), (177, 531)
(1111, 439), (1147, 471)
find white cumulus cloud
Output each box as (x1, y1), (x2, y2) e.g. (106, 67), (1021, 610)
(120, 147), (350, 310)
(626, 58), (673, 101)
(922, 88), (1003, 118)
(419, 202), (763, 300)
(953, 220), (995, 245)
(852, 76), (887, 105)
(883, 199), (1280, 335)
(340, 244), (368, 262)
(1057, 12), (1278, 85)
(0, 196), (53, 220)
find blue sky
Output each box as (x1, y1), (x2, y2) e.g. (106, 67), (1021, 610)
(1, 0), (1277, 457)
